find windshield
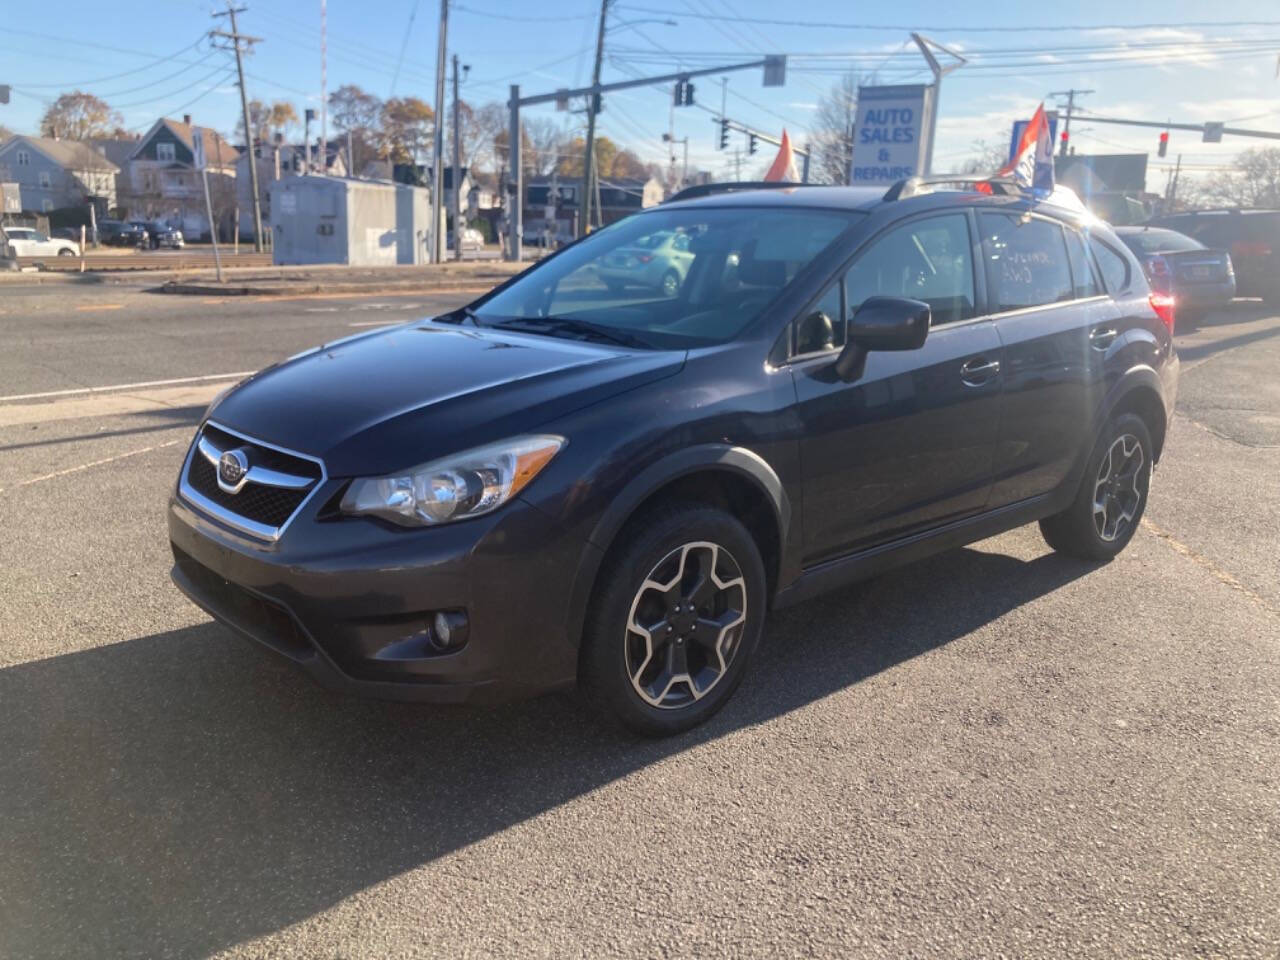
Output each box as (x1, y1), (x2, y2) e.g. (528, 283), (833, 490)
(472, 206), (862, 348)
(1122, 229), (1204, 254)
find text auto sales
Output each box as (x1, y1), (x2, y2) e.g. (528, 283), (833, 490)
(851, 107), (918, 182)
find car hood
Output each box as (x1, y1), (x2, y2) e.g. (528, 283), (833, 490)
(208, 320), (686, 476)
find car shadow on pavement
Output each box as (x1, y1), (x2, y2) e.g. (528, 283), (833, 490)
(0, 545), (1096, 958)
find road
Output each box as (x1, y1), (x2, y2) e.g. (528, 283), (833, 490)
(1, 284), (1277, 959)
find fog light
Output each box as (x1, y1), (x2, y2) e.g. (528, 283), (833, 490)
(431, 610), (469, 651)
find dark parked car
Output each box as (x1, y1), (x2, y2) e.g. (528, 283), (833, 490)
(1114, 225), (1235, 322)
(1146, 208), (1280, 303)
(97, 219), (148, 247)
(169, 180), (1179, 735)
(146, 221), (185, 249)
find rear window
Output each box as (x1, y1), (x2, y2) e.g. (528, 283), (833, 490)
(1120, 229), (1203, 254)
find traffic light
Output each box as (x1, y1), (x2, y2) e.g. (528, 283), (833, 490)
(718, 118), (729, 150)
(748, 133), (758, 155)
(1158, 130), (1169, 158)
(683, 82), (694, 107)
(673, 79), (695, 107)
(1059, 129), (1069, 156)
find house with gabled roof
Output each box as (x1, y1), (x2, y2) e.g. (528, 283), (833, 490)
(124, 115), (238, 239)
(0, 134), (118, 215)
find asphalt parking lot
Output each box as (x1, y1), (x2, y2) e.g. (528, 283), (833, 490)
(1, 282), (1277, 958)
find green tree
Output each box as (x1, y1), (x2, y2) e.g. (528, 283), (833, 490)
(40, 91), (121, 141)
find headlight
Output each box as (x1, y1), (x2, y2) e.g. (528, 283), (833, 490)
(339, 434), (565, 527)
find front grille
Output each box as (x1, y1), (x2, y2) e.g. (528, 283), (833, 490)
(188, 456), (309, 527)
(179, 422), (326, 539)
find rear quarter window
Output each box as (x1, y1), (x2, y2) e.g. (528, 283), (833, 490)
(1089, 236), (1132, 295)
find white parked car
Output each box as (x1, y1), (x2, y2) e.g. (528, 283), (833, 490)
(448, 227), (486, 251)
(3, 227), (79, 258)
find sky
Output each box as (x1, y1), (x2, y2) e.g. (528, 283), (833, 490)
(2, 0), (1279, 193)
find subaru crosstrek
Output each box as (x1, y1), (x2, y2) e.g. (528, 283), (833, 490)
(169, 180), (1178, 736)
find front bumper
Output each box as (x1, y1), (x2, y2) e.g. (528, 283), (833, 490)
(168, 485), (595, 703)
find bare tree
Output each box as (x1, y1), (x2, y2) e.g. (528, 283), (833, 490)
(328, 84), (384, 172)
(40, 91), (122, 141)
(810, 73), (859, 184)
(1173, 147), (1280, 209)
(524, 117), (569, 177)
(952, 140), (1009, 177)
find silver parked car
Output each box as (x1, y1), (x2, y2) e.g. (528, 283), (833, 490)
(595, 229), (695, 296)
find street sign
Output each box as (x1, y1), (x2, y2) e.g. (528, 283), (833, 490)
(849, 84), (934, 185)
(0, 85), (9, 105)
(1203, 122), (1224, 143)
(192, 128), (207, 171)
(555, 89), (569, 112)
(763, 55), (786, 87)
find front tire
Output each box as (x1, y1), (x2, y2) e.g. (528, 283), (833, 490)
(1040, 412), (1153, 561)
(57, 248), (75, 257)
(581, 503), (766, 736)
(660, 269), (680, 297)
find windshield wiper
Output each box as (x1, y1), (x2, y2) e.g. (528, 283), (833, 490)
(492, 316), (653, 349)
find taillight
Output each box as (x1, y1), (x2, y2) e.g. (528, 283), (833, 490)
(1145, 255), (1171, 278)
(1149, 292), (1176, 333)
(1231, 240), (1273, 258)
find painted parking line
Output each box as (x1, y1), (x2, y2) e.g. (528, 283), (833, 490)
(0, 382), (229, 428)
(0, 372), (252, 404)
(73, 303), (125, 312)
(0, 438), (185, 496)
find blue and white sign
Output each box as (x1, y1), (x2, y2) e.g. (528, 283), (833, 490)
(849, 84), (935, 186)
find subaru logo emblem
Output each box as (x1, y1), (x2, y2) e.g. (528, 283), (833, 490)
(218, 448), (249, 491)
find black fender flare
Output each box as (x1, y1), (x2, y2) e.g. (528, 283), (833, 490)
(563, 444), (792, 660)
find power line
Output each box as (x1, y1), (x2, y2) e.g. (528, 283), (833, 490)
(389, 0), (424, 97)
(16, 37), (209, 89)
(613, 5), (1280, 33)
(454, 2), (594, 20)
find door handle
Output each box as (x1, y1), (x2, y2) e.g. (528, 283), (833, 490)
(960, 357), (1001, 386)
(1090, 327), (1118, 350)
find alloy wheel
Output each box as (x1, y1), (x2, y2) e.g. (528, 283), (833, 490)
(624, 541), (748, 709)
(1093, 433), (1144, 542)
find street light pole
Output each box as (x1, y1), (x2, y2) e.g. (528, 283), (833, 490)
(430, 0), (448, 263)
(581, 0), (610, 237)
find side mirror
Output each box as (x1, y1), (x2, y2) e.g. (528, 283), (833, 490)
(834, 296), (931, 382)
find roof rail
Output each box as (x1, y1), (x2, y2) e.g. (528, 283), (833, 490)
(882, 175), (1021, 202)
(883, 176), (1088, 213)
(665, 181), (816, 203)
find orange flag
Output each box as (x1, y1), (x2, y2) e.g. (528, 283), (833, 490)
(763, 128), (799, 182)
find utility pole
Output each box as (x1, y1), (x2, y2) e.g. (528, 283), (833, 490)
(581, 0), (610, 237)
(731, 149), (743, 179)
(1050, 88), (1094, 157)
(212, 4), (264, 252)
(430, 0), (449, 263)
(320, 0), (327, 168)
(1168, 153), (1183, 204)
(451, 55), (467, 261)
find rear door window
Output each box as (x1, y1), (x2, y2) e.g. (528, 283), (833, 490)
(979, 213), (1073, 312)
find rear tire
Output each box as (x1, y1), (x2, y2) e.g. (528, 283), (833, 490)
(57, 248), (74, 257)
(580, 503), (766, 736)
(660, 269), (680, 297)
(1040, 412), (1153, 561)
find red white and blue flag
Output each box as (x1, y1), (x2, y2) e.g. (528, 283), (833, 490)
(997, 102), (1054, 195)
